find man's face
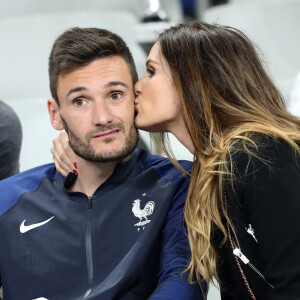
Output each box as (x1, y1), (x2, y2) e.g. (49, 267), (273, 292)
(52, 56), (137, 163)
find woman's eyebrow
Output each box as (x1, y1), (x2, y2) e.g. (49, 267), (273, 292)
(146, 59), (159, 67)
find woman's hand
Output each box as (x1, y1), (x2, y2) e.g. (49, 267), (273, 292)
(51, 130), (77, 177)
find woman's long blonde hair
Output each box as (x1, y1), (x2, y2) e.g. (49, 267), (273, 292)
(156, 21), (300, 292)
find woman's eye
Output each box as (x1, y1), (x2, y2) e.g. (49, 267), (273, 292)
(110, 92), (122, 101)
(147, 68), (155, 78)
(73, 98), (86, 107)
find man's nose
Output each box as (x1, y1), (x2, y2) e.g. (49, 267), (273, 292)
(92, 100), (114, 125)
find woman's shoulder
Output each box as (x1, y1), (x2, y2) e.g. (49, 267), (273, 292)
(226, 134), (300, 192)
(230, 134), (299, 173)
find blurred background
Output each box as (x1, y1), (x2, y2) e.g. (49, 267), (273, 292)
(0, 1), (299, 297)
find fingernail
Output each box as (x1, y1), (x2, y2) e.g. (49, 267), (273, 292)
(74, 162), (77, 169)
(72, 169), (78, 176)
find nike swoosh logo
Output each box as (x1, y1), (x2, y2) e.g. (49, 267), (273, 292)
(33, 298), (49, 300)
(20, 216), (54, 233)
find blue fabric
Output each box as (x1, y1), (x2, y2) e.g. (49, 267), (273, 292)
(0, 149), (203, 299)
(153, 159), (191, 187)
(0, 163), (57, 217)
(150, 270), (205, 299)
(151, 178), (205, 299)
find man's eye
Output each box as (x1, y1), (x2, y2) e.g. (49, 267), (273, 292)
(110, 92), (122, 101)
(73, 98), (86, 107)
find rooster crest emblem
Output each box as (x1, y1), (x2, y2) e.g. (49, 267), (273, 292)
(132, 199), (155, 231)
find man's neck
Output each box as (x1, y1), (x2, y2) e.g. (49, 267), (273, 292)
(69, 157), (118, 197)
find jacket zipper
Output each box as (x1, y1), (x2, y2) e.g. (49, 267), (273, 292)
(83, 196), (93, 299)
(233, 248), (274, 288)
(224, 194), (275, 294)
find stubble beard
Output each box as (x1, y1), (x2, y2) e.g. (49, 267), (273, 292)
(60, 117), (138, 163)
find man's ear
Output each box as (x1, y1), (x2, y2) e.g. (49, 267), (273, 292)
(48, 98), (64, 130)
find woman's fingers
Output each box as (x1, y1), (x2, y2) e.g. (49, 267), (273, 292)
(51, 145), (70, 177)
(51, 130), (77, 176)
(58, 130), (75, 171)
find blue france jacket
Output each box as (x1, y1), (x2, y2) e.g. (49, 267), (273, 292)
(0, 148), (203, 300)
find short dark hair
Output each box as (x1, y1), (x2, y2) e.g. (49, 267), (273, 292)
(49, 27), (138, 104)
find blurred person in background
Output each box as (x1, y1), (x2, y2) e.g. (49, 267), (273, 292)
(0, 100), (22, 180)
(54, 20), (300, 299)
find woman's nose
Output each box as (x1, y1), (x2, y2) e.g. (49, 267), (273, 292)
(134, 79), (142, 96)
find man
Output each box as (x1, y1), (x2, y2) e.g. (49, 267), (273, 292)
(0, 27), (202, 299)
(0, 100), (22, 180)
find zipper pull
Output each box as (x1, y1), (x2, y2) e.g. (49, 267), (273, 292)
(246, 224), (258, 243)
(233, 248), (249, 264)
(87, 196), (92, 209)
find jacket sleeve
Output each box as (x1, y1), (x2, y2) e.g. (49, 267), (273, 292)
(234, 139), (300, 299)
(148, 179), (205, 300)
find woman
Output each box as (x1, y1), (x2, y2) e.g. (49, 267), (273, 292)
(52, 21), (300, 299)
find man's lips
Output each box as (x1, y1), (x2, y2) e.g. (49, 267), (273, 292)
(92, 129), (120, 139)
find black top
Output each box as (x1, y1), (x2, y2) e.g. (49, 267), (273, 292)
(217, 136), (300, 299)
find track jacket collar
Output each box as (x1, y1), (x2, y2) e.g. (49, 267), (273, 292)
(61, 148), (145, 192)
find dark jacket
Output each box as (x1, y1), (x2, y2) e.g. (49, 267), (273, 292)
(218, 136), (300, 299)
(0, 100), (22, 180)
(0, 148), (202, 300)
